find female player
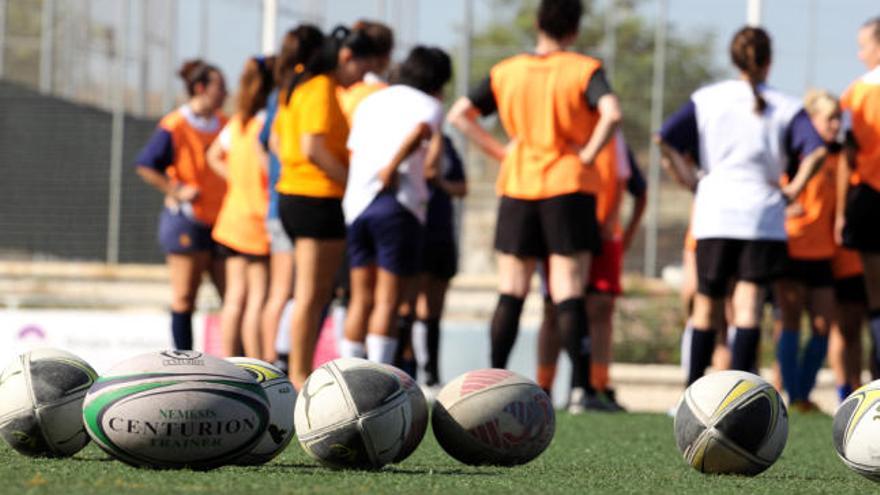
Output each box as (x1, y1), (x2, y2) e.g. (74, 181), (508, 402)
(135, 59), (228, 350)
(338, 20), (394, 122)
(448, 0), (622, 408)
(829, 247), (867, 402)
(342, 46), (450, 364)
(838, 17), (880, 379)
(273, 25), (375, 387)
(774, 89), (841, 411)
(396, 134), (468, 386)
(658, 27), (827, 385)
(208, 56), (275, 358)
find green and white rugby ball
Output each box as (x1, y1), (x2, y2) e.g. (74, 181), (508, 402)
(82, 351), (269, 470)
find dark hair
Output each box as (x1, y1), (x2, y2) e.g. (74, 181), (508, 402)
(863, 17), (880, 43)
(178, 59), (221, 97)
(331, 24), (380, 59)
(354, 20), (394, 58)
(730, 26), (772, 114)
(537, 0), (583, 40)
(394, 46), (452, 95)
(277, 25), (333, 103)
(237, 56), (275, 124)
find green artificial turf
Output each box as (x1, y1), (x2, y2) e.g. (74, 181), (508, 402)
(0, 412), (872, 495)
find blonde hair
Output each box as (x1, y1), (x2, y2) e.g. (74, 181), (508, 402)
(803, 88), (839, 118)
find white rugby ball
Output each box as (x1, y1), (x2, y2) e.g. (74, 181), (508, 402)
(82, 351), (270, 469)
(0, 348), (97, 457)
(226, 357), (296, 465)
(294, 358), (411, 469)
(834, 379), (880, 481)
(375, 363), (428, 463)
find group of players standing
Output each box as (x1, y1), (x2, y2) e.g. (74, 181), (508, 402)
(134, 0), (880, 414)
(661, 17), (880, 413)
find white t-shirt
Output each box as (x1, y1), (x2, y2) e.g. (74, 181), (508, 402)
(691, 80), (802, 241)
(344, 85), (444, 224)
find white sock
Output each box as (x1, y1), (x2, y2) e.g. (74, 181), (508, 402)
(412, 320), (429, 372)
(680, 319), (693, 376)
(339, 338), (366, 359)
(275, 298), (294, 355)
(366, 334), (398, 364)
(332, 304), (347, 348)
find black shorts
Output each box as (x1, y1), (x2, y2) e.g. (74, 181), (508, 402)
(422, 240), (458, 280)
(278, 194), (346, 241)
(494, 193), (601, 258)
(782, 257), (834, 288)
(215, 243), (269, 263)
(835, 275), (868, 304)
(844, 183), (880, 252)
(696, 238), (788, 297)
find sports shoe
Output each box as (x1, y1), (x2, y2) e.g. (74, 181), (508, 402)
(567, 387), (588, 415)
(791, 399), (822, 414)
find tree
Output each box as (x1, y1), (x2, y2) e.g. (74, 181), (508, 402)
(465, 0), (721, 154)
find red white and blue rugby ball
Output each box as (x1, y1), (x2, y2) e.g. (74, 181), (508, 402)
(82, 351), (269, 469)
(431, 369), (555, 466)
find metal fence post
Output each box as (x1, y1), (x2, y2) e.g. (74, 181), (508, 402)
(107, 0), (129, 264)
(643, 0), (667, 278)
(39, 0), (55, 93)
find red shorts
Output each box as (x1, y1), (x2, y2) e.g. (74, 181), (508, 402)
(587, 238), (623, 295)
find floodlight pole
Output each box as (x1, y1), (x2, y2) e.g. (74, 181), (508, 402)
(107, 0), (130, 264)
(138, 0), (149, 116)
(0, 0), (6, 79)
(39, 0), (55, 93)
(644, 0), (667, 278)
(261, 0), (277, 55)
(163, 0), (176, 112)
(747, 0), (763, 27)
(603, 0), (617, 80)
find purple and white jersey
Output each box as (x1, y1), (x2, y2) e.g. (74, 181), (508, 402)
(661, 79), (824, 241)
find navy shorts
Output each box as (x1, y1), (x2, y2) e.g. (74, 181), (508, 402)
(158, 207), (216, 254)
(347, 192), (424, 276)
(422, 240), (458, 280)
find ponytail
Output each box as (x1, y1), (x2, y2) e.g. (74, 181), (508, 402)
(277, 25), (329, 103)
(730, 27), (772, 114)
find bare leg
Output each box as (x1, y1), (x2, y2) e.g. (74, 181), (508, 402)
(219, 256), (248, 357)
(260, 250), (294, 363)
(288, 238), (345, 388)
(241, 258), (269, 358)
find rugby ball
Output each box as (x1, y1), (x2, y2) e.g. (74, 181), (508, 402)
(294, 358), (411, 469)
(0, 348), (97, 457)
(675, 370), (788, 476)
(226, 357), (296, 465)
(833, 379), (880, 481)
(432, 369), (555, 466)
(82, 350), (270, 469)
(375, 363), (428, 463)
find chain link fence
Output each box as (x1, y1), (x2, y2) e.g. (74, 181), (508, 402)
(0, 0), (693, 275)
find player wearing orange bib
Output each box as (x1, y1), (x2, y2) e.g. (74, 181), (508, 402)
(775, 90), (841, 411)
(207, 56), (275, 359)
(135, 60), (228, 350)
(839, 17), (880, 380)
(449, 0), (622, 410)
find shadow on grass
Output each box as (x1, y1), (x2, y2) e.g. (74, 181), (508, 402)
(267, 463), (501, 477)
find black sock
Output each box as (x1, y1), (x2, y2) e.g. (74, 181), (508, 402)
(171, 311), (193, 350)
(731, 327), (761, 372)
(422, 317), (441, 385)
(556, 298), (590, 390)
(394, 314), (414, 370)
(490, 294), (524, 368)
(687, 328), (716, 385)
(868, 310), (880, 374)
